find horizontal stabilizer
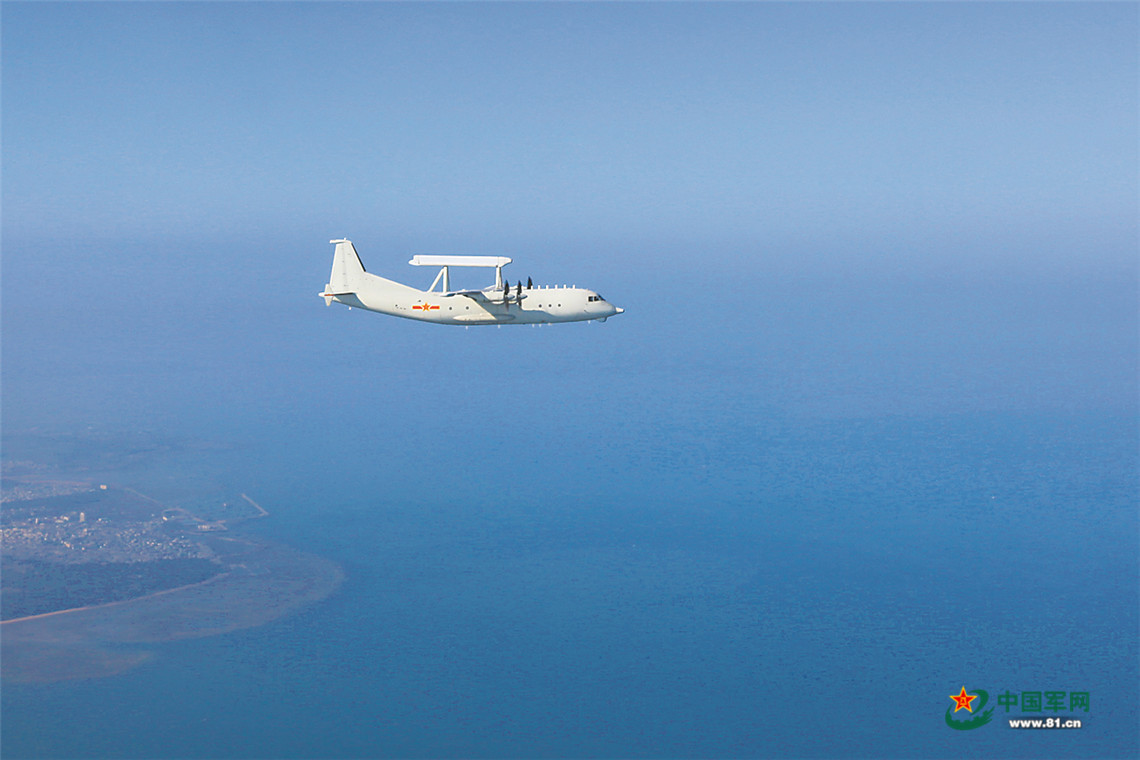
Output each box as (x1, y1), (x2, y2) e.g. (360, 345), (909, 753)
(320, 288), (355, 306)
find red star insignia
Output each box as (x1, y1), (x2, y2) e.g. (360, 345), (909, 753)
(950, 686), (977, 713)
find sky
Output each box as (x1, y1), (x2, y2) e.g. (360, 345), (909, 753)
(4, 2), (1137, 435)
(4, 2), (1136, 257)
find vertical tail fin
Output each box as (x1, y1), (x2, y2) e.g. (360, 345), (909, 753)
(324, 239), (366, 303)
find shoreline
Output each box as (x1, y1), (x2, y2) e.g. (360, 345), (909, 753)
(0, 570), (231, 626)
(1, 537), (344, 683)
(1, 483), (263, 623)
(1, 475), (344, 684)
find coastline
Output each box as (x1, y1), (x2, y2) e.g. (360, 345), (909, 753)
(1, 537), (344, 683)
(1, 478), (344, 684)
(0, 570), (231, 626)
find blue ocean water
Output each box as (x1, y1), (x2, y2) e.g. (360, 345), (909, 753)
(2, 248), (1137, 758)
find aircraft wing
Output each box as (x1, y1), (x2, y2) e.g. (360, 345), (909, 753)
(443, 289), (491, 302)
(443, 290), (526, 302)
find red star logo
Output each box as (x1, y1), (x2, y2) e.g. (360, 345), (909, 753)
(950, 686), (978, 713)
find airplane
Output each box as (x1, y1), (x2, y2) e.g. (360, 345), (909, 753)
(319, 239), (624, 326)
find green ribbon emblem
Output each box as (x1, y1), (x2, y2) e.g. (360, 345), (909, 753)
(945, 689), (994, 730)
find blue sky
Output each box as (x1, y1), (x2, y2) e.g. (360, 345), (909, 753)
(4, 3), (1135, 261)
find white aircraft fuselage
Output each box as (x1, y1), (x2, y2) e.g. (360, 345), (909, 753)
(320, 239), (623, 326)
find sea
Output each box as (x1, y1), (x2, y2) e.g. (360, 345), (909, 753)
(1, 238), (1137, 758)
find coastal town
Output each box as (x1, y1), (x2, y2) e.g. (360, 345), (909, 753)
(0, 453), (344, 684)
(0, 504), (210, 564)
(1, 468), (266, 620)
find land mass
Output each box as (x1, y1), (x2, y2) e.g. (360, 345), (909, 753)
(0, 467), (343, 683)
